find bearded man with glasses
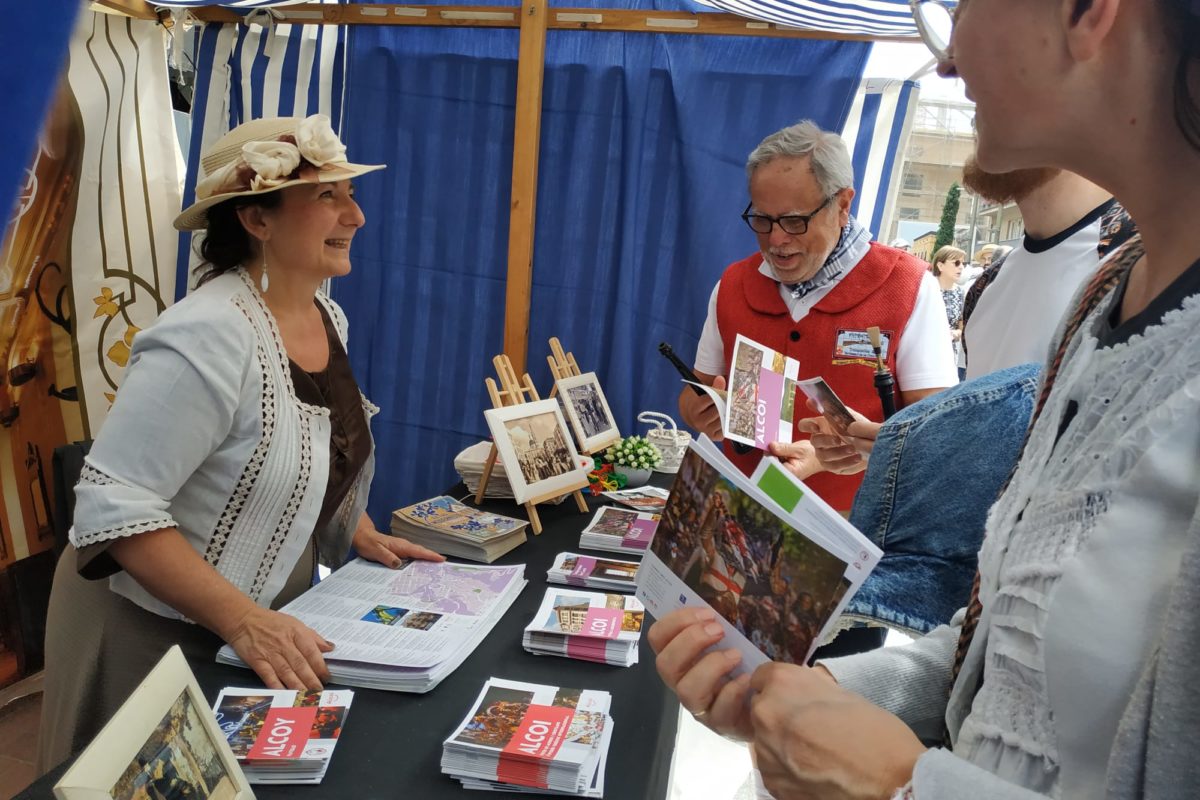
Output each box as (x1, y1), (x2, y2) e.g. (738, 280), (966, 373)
(678, 120), (957, 514)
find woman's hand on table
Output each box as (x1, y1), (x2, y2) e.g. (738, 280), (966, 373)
(647, 607), (753, 741)
(352, 523), (446, 569)
(225, 606), (334, 691)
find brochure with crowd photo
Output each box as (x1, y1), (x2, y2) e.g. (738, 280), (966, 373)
(546, 552), (640, 593)
(212, 688), (353, 784)
(635, 437), (880, 674)
(441, 678), (613, 797)
(724, 334), (801, 451)
(522, 588), (643, 667)
(578, 506), (659, 556)
(795, 377), (856, 437)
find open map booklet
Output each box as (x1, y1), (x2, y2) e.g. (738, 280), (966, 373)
(217, 558), (526, 692)
(636, 436), (881, 673)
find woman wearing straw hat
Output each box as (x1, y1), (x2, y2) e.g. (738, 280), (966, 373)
(37, 114), (443, 771)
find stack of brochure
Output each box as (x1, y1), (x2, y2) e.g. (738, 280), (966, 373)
(454, 441), (518, 499)
(218, 558), (527, 692)
(636, 436), (882, 673)
(522, 588), (643, 667)
(546, 552), (639, 593)
(599, 486), (670, 513)
(391, 495), (528, 563)
(212, 688), (353, 784)
(578, 506), (658, 556)
(442, 677), (613, 797)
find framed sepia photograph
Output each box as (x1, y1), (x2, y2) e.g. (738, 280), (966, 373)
(54, 646), (253, 800)
(484, 400), (589, 505)
(554, 372), (620, 454)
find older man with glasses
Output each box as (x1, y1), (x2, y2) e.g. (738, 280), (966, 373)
(678, 120), (957, 514)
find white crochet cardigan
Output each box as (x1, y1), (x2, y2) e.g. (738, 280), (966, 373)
(70, 269), (377, 619)
(825, 262), (1200, 799)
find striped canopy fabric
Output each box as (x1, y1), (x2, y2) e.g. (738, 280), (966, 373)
(840, 77), (920, 239)
(164, 0), (931, 37)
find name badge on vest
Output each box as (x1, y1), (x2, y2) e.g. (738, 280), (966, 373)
(832, 329), (892, 367)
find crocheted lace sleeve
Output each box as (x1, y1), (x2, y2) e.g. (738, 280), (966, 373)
(70, 300), (254, 548)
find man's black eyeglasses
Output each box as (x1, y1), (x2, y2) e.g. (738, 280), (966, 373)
(741, 196), (832, 236)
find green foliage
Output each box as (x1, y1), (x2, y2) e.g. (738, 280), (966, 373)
(934, 182), (961, 253)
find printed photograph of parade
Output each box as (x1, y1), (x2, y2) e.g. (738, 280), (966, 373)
(650, 449), (848, 663)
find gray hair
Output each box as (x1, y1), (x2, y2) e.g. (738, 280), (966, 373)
(746, 120), (855, 198)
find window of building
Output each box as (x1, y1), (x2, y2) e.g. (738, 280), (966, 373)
(899, 207), (922, 221)
(1006, 219), (1025, 240)
(902, 173), (924, 192)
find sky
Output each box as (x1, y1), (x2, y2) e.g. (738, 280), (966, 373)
(863, 41), (971, 104)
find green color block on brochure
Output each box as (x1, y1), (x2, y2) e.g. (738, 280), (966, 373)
(757, 463), (804, 512)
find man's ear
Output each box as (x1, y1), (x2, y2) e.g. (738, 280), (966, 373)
(1062, 0), (1121, 62)
(235, 203), (270, 244)
(836, 188), (856, 225)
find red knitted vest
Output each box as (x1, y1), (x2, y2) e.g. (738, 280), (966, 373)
(715, 242), (926, 512)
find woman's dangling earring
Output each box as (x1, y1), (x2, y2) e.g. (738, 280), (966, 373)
(260, 251), (270, 293)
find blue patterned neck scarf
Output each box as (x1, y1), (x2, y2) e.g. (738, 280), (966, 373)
(779, 216), (872, 298)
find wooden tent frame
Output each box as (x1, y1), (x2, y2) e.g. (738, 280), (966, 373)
(95, 0), (913, 376)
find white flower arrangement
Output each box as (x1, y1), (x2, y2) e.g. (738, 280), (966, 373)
(604, 435), (662, 471)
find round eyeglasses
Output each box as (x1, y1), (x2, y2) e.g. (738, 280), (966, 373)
(741, 196), (831, 236)
(910, 0), (956, 62)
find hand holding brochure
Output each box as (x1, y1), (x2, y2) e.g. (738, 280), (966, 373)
(636, 437), (881, 675)
(795, 376), (856, 436)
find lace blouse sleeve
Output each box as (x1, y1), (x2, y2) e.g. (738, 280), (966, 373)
(70, 303), (253, 553)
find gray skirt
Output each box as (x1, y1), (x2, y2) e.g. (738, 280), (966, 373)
(36, 541), (316, 774)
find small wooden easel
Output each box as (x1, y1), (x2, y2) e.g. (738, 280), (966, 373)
(476, 353), (589, 535)
(546, 336), (581, 396)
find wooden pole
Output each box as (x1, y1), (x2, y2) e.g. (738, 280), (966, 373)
(501, 0), (549, 377)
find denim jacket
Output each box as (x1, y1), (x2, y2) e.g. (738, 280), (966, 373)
(844, 363), (1040, 635)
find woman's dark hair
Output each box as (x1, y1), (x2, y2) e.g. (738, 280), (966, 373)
(1164, 0), (1200, 152)
(195, 191), (283, 286)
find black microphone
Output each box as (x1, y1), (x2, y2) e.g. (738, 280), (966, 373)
(867, 327), (898, 420)
(658, 342), (752, 454)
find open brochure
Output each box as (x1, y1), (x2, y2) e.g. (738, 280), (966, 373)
(522, 588), (643, 667)
(217, 558), (526, 692)
(680, 334), (800, 453)
(636, 436), (881, 674)
(213, 688), (352, 784)
(442, 677), (613, 797)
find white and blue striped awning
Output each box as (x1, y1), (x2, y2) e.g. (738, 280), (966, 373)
(841, 77), (921, 239)
(162, 0), (930, 37)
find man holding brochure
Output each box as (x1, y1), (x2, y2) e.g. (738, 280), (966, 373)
(678, 121), (956, 513)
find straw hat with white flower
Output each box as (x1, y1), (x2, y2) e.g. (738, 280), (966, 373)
(174, 114), (385, 231)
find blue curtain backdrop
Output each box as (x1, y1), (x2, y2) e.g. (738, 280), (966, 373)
(335, 6), (870, 525)
(0, 1), (80, 219)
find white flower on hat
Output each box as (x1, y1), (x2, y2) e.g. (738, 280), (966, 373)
(242, 140), (302, 191)
(295, 114), (347, 167)
(193, 161), (241, 200)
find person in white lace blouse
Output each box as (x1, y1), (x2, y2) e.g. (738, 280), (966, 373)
(37, 116), (444, 771)
(648, 2), (1200, 799)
